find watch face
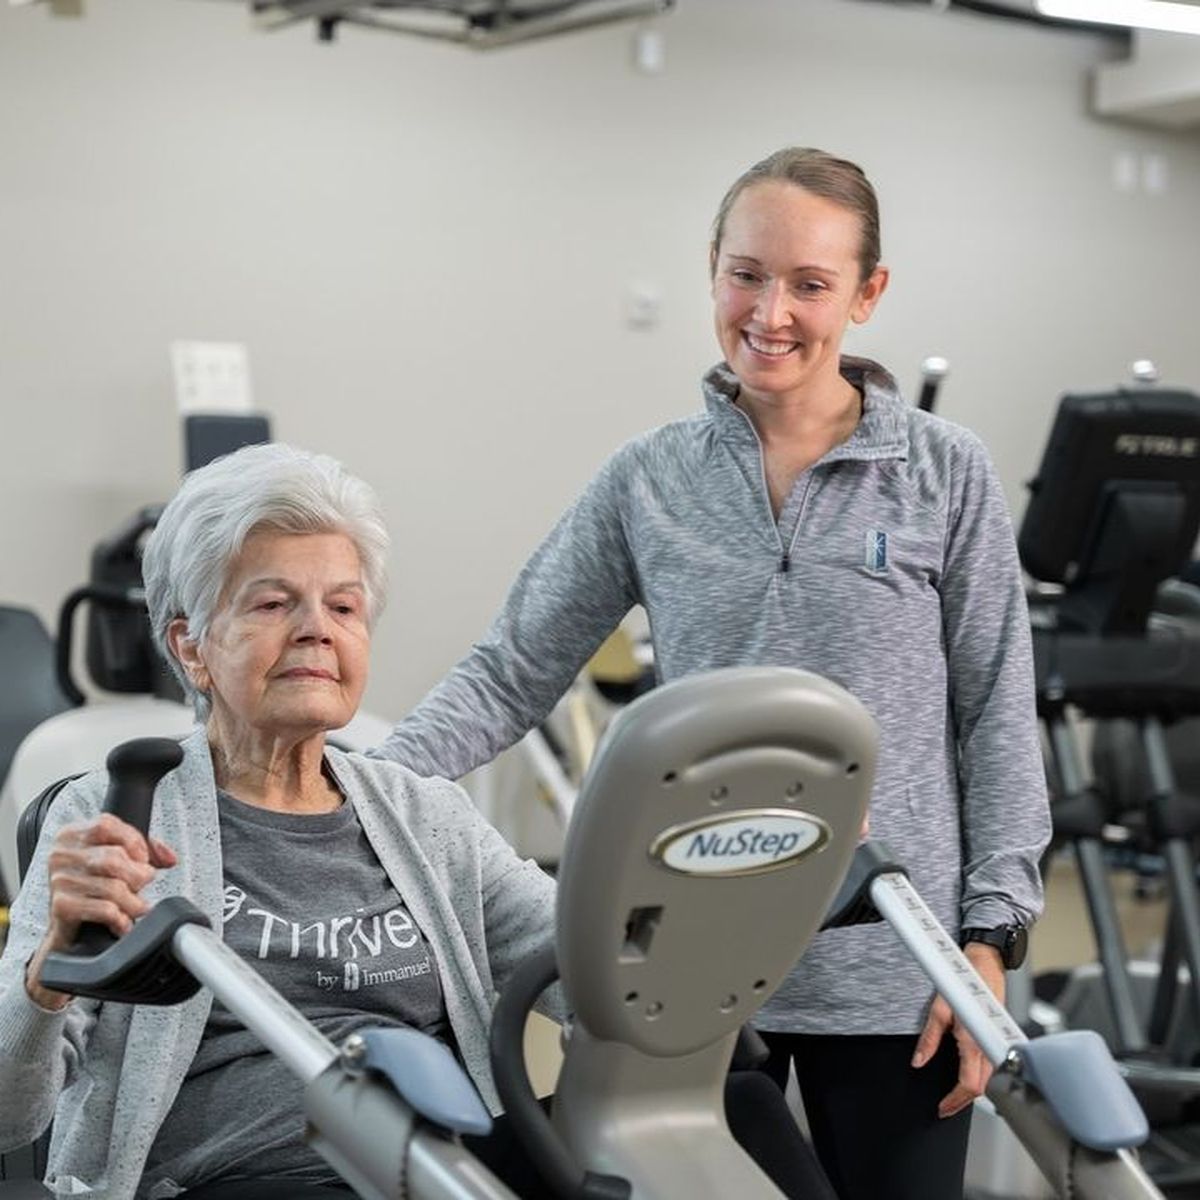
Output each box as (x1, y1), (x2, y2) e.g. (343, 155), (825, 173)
(1007, 925), (1029, 970)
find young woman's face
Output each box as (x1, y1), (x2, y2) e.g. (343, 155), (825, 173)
(711, 181), (887, 406)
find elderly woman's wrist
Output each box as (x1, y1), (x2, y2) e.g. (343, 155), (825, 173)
(25, 943), (72, 1013)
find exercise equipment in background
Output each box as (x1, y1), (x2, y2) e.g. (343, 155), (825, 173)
(1017, 375), (1200, 1194)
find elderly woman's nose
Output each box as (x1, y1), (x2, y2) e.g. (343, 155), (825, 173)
(292, 599), (335, 642)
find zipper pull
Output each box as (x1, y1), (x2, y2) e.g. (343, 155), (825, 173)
(779, 553), (790, 574)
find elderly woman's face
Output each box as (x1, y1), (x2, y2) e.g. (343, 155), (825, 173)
(192, 530), (370, 738)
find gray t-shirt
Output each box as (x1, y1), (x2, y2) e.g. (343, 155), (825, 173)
(141, 788), (447, 1194)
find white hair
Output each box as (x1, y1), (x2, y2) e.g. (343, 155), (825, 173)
(142, 442), (389, 718)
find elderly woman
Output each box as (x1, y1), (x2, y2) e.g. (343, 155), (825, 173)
(0, 444), (557, 1200)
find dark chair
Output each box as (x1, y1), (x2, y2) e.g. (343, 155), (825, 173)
(15, 777), (80, 887)
(0, 608), (73, 850)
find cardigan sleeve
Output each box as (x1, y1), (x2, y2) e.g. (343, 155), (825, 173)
(0, 776), (103, 1149)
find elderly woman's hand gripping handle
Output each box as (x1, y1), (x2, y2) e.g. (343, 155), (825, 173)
(24, 764), (179, 1013)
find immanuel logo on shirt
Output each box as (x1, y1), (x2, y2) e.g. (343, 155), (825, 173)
(864, 529), (888, 574)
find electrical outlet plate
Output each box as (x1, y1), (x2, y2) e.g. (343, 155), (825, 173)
(170, 341), (254, 415)
(624, 282), (663, 330)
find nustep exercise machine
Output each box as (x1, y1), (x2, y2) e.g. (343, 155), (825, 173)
(488, 667), (1159, 1200)
(20, 666), (1164, 1199)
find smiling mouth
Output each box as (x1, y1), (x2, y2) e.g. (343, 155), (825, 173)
(278, 669), (338, 682)
(743, 332), (798, 358)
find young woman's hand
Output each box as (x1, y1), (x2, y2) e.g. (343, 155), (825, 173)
(910, 942), (1006, 1118)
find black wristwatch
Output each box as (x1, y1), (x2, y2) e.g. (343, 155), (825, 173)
(959, 925), (1028, 970)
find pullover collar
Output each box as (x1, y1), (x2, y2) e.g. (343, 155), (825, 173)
(702, 354), (910, 463)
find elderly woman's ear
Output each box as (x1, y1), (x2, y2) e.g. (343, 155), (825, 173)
(167, 618), (210, 695)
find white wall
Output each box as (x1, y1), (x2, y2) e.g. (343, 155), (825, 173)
(2, 0), (1198, 722)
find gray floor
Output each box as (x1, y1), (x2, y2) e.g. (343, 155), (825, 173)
(1027, 854), (1200, 1200)
(1033, 852), (1170, 974)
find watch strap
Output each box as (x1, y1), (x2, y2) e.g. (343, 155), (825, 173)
(960, 924), (1028, 970)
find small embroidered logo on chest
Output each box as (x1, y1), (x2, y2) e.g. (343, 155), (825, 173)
(864, 529), (889, 574)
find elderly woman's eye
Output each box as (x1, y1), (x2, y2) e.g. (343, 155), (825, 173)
(730, 269), (760, 285)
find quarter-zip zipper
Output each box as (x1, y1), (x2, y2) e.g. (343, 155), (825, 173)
(729, 405), (789, 571)
(729, 403), (817, 575)
(784, 473), (817, 572)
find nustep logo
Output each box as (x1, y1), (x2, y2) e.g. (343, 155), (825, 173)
(650, 808), (830, 877)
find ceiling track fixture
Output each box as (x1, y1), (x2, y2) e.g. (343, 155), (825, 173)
(925, 0), (1199, 37)
(247, 0), (675, 45)
(855, 0), (1127, 38)
(7, 0), (85, 15)
(1037, 0), (1200, 35)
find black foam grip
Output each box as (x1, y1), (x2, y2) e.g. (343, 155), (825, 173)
(40, 896), (210, 1004)
(102, 737), (184, 834)
(68, 738), (183, 959)
(820, 840), (908, 931)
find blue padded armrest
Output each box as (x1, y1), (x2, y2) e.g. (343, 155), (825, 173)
(357, 1027), (492, 1137)
(1017, 1030), (1148, 1152)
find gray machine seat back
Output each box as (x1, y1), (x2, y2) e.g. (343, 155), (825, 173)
(556, 666), (877, 1058)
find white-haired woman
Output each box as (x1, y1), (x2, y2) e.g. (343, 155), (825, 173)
(0, 444), (557, 1200)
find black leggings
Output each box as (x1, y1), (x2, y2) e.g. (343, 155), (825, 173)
(178, 1073), (835, 1199)
(760, 1031), (973, 1200)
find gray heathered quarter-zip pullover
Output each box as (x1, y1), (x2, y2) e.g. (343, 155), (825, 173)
(377, 355), (1050, 1035)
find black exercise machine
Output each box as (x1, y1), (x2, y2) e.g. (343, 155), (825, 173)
(1020, 382), (1200, 1189)
(0, 414), (276, 901)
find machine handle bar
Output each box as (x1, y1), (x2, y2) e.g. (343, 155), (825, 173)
(55, 583), (148, 706)
(490, 943), (631, 1200)
(39, 738), (193, 996)
(916, 356), (949, 413)
(867, 868), (1024, 1064)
